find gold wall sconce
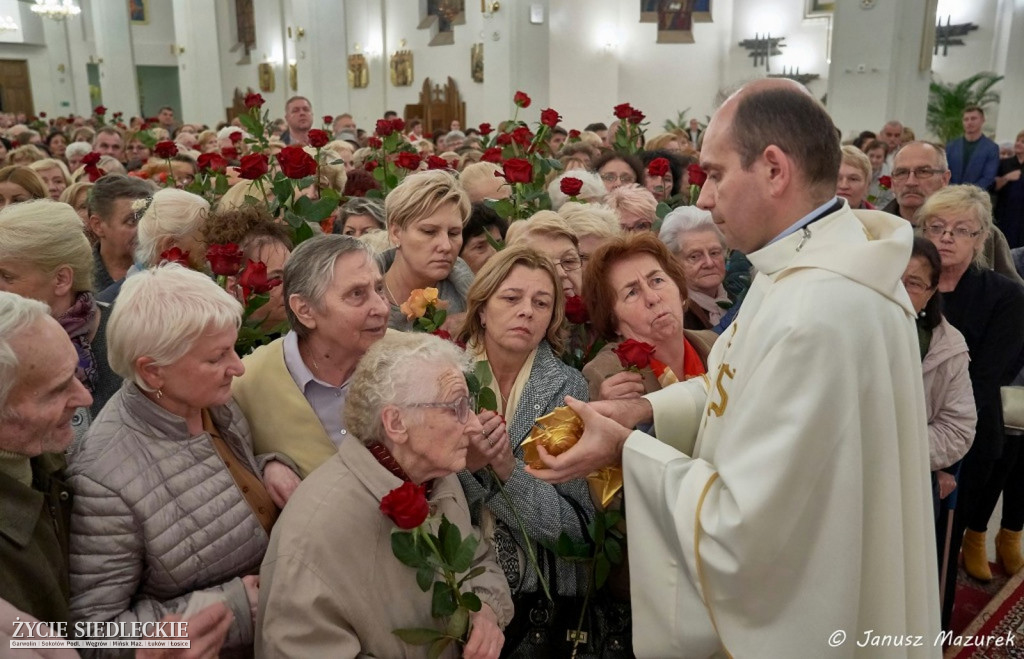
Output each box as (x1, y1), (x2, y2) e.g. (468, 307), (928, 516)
(348, 54), (368, 88)
(289, 62), (298, 91)
(258, 62), (276, 92)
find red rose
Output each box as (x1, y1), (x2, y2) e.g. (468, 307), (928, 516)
(323, 115), (334, 125)
(479, 123), (493, 136)
(154, 141), (178, 159)
(375, 119), (395, 137)
(197, 153), (228, 173)
(426, 155), (451, 170)
(629, 109), (646, 124)
(481, 147), (502, 163)
(687, 163), (708, 187)
(85, 166), (105, 183)
(38, 112), (46, 118)
(277, 145), (318, 179)
(308, 129), (329, 148)
(501, 158), (533, 184)
(367, 136), (383, 149)
(380, 481), (429, 530)
(238, 259), (283, 299)
(613, 103), (633, 120)
(496, 133), (512, 146)
(540, 108), (561, 128)
(613, 338), (657, 370)
(568, 129), (581, 139)
(431, 328), (452, 341)
(238, 153), (270, 180)
(647, 157), (670, 178)
(390, 118), (406, 133)
(244, 92), (265, 109)
(229, 130), (243, 144)
(564, 295), (588, 324)
(220, 146), (238, 161)
(395, 151), (421, 171)
(513, 91), (531, 108)
(81, 152), (101, 167)
(560, 176), (583, 197)
(94, 105), (107, 116)
(879, 175), (892, 189)
(159, 247), (191, 268)
(511, 126), (533, 147)
(365, 160), (379, 172)
(206, 243), (244, 276)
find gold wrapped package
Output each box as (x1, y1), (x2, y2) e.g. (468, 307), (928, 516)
(521, 406), (624, 510)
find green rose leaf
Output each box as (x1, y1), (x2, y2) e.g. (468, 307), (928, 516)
(393, 628), (446, 645)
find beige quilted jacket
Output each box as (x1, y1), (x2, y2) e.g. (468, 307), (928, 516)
(67, 382), (274, 657)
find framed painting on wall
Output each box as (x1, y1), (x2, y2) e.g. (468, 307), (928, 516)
(129, 0), (148, 24)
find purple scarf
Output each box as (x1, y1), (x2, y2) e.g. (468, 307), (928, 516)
(57, 291), (98, 394)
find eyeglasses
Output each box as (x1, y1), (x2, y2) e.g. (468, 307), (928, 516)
(924, 223), (982, 240)
(552, 255), (583, 272)
(600, 173), (636, 184)
(407, 395), (471, 424)
(902, 277), (933, 293)
(891, 167), (946, 182)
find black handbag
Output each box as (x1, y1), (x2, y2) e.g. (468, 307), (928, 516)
(499, 496), (633, 659)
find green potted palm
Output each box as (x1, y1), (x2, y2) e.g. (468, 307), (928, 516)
(927, 72), (1002, 143)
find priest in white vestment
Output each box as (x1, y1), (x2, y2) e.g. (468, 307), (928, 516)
(530, 80), (941, 658)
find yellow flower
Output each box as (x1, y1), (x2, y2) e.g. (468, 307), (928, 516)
(400, 287), (441, 320)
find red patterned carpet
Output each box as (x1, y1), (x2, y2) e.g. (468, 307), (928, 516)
(945, 563), (1024, 658)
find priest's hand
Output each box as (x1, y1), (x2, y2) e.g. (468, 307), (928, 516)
(526, 396), (632, 484)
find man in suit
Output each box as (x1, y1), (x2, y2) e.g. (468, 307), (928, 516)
(947, 105), (1000, 191)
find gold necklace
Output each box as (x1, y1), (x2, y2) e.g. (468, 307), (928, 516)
(383, 272), (400, 306)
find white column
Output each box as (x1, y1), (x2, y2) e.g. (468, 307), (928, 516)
(993, 0), (1024, 141)
(171, 0), (225, 127)
(827, 0), (935, 138)
(90, 0), (140, 117)
(296, 0), (349, 121)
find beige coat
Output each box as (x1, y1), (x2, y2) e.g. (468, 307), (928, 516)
(258, 438), (513, 658)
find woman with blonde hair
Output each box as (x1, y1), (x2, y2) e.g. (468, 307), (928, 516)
(380, 169), (473, 330)
(0, 199), (104, 441)
(558, 201), (620, 264)
(134, 187), (211, 271)
(460, 161), (510, 203)
(28, 158), (72, 200)
(68, 264), (289, 656)
(838, 145), (874, 210)
(546, 170), (606, 210)
(455, 246), (594, 646)
(644, 131), (684, 153)
(917, 185), (1024, 625)
(506, 210), (583, 301)
(7, 144), (46, 166)
(605, 184), (658, 233)
(0, 165), (47, 209)
(60, 181), (94, 226)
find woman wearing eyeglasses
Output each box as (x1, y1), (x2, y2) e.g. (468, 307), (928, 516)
(593, 151), (644, 194)
(919, 185), (1024, 627)
(505, 211), (584, 301)
(659, 206), (730, 330)
(454, 246), (595, 651)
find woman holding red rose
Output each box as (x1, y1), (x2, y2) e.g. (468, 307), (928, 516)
(380, 170), (475, 331)
(258, 332), (512, 658)
(581, 232), (713, 402)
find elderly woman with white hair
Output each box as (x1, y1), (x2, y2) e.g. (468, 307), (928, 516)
(558, 202), (620, 265)
(659, 206), (731, 330)
(67, 265), (295, 656)
(259, 332), (512, 658)
(381, 170), (474, 331)
(0, 199), (104, 443)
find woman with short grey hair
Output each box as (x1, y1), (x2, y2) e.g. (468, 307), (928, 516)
(333, 196), (385, 238)
(659, 206), (731, 330)
(68, 264), (299, 656)
(259, 332), (512, 658)
(232, 234), (390, 480)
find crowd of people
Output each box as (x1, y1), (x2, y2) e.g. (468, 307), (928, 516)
(1, 81), (1023, 658)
